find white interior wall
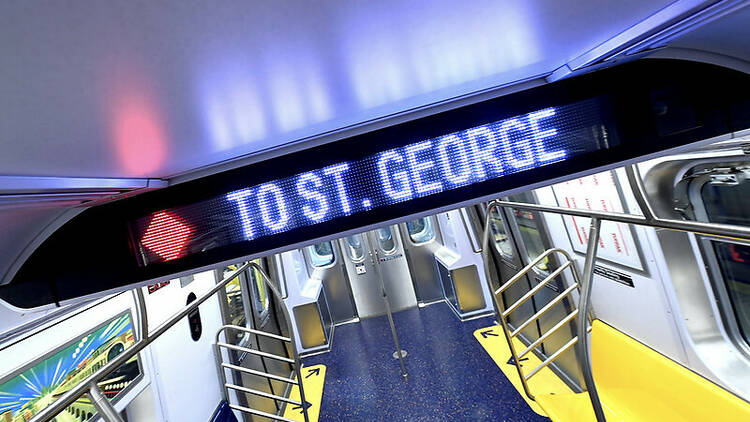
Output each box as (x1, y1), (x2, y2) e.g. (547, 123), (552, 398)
(141, 270), (225, 422)
(533, 170), (689, 365)
(125, 384), (158, 422)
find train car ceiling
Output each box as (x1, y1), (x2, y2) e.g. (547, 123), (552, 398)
(2, 1), (750, 309)
(2, 59), (750, 308)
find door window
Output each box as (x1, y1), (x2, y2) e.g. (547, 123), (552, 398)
(222, 264), (247, 328)
(248, 263), (269, 316)
(514, 209), (550, 272)
(489, 208), (514, 259)
(307, 241), (335, 267)
(712, 241), (750, 343)
(693, 170), (750, 343)
(345, 235), (365, 261)
(700, 176), (750, 226)
(376, 227), (397, 254)
(407, 217), (435, 244)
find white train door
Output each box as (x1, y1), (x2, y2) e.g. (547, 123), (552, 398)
(339, 226), (417, 318)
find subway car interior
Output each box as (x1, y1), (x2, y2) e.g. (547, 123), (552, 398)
(4, 2), (750, 421)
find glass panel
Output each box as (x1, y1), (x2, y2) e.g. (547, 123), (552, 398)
(0, 313), (141, 421)
(307, 242), (335, 267)
(713, 241), (750, 343)
(514, 209), (549, 272)
(345, 235), (365, 261)
(248, 262), (269, 315)
(700, 180), (750, 226)
(376, 227), (397, 254)
(49, 394), (98, 422)
(489, 208), (514, 258)
(222, 264), (247, 330)
(407, 218), (435, 244)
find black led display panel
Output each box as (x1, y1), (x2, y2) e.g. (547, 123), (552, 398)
(130, 97), (614, 266)
(3, 59), (750, 308)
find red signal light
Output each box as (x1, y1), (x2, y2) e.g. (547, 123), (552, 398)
(140, 212), (193, 262)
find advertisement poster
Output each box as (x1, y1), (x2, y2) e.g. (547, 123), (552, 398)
(552, 171), (644, 271)
(0, 312), (140, 422)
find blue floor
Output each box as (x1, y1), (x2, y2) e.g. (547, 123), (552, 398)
(303, 302), (550, 421)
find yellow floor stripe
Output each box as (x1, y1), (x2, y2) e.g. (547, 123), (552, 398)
(473, 325), (574, 417)
(282, 364), (326, 422)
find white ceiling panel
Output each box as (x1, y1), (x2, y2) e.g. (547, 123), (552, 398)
(0, 0), (679, 179)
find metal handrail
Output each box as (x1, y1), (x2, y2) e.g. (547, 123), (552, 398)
(496, 247), (576, 295)
(218, 324), (292, 342)
(524, 336), (579, 381)
(518, 310), (579, 359)
(482, 200), (607, 422)
(225, 383), (303, 406)
(510, 284), (579, 338)
(229, 403), (299, 422)
(217, 341), (296, 363)
(134, 288), (148, 341)
(480, 165), (750, 422)
(494, 199), (750, 242)
(215, 261), (311, 422)
(221, 363), (298, 384)
(28, 262), (253, 422)
(501, 262), (572, 317)
(576, 218), (606, 421)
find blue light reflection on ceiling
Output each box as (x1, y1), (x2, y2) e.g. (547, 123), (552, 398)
(195, 0), (543, 163)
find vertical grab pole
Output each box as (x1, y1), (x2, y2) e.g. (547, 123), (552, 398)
(576, 218), (606, 422)
(367, 232), (408, 380)
(89, 384), (126, 422)
(134, 288), (149, 341)
(481, 201), (535, 400)
(381, 277), (409, 379)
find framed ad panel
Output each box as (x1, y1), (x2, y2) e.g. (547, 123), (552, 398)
(551, 170), (645, 271)
(0, 311), (142, 421)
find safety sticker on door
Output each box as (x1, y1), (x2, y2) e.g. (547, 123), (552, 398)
(282, 364), (326, 422)
(355, 264), (367, 274)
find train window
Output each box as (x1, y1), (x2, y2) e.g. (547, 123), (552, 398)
(307, 242), (335, 267)
(713, 241), (750, 343)
(221, 264), (247, 329)
(699, 174), (750, 226)
(248, 263), (269, 316)
(407, 218), (435, 244)
(489, 208), (514, 259)
(514, 209), (550, 272)
(345, 235), (365, 261)
(690, 169), (750, 344)
(376, 227), (397, 254)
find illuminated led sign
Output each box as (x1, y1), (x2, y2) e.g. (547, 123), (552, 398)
(5, 59), (747, 309)
(131, 98), (612, 265)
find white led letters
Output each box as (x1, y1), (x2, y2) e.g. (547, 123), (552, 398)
(222, 104), (579, 240)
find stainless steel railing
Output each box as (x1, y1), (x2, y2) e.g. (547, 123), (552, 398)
(27, 262), (253, 422)
(479, 165), (750, 417)
(215, 262), (311, 422)
(482, 202), (607, 422)
(478, 159), (750, 422)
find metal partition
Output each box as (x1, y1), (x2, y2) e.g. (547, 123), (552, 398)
(215, 262), (310, 422)
(480, 167), (750, 422)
